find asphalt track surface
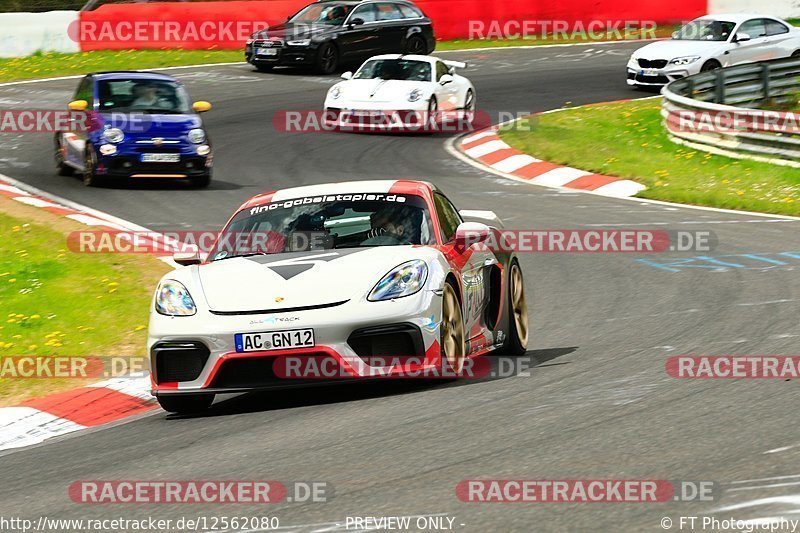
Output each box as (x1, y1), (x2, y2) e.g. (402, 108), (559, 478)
(2, 42), (800, 531)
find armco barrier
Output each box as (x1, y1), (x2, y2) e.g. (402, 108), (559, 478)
(0, 11), (79, 58)
(661, 57), (800, 166)
(75, 0), (707, 50)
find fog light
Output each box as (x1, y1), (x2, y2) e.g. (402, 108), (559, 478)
(99, 144), (117, 155)
(196, 144), (211, 156)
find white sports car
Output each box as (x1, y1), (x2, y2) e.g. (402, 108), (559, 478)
(627, 13), (800, 87)
(148, 180), (528, 413)
(323, 54), (475, 131)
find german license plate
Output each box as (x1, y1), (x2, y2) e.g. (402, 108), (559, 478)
(640, 69), (659, 77)
(141, 153), (180, 163)
(257, 48), (278, 56)
(235, 328), (315, 353)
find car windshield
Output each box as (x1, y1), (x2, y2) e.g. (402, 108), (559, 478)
(97, 79), (192, 114)
(673, 20), (736, 41)
(210, 194), (435, 260)
(289, 3), (353, 25)
(355, 59), (432, 81)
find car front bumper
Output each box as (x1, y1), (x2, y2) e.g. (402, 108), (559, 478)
(626, 60), (696, 86)
(95, 152), (212, 179)
(148, 290), (444, 395)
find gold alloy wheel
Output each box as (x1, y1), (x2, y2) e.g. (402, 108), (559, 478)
(510, 264), (529, 347)
(442, 283), (466, 373)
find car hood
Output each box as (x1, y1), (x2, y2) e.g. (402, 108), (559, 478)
(338, 79), (429, 104)
(196, 247), (433, 313)
(633, 39), (726, 60)
(252, 22), (336, 41)
(98, 112), (201, 137)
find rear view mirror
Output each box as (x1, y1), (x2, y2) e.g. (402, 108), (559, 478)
(173, 245), (201, 266)
(439, 74), (454, 86)
(68, 100), (88, 111)
(341, 71), (353, 80)
(350, 18), (365, 27)
(454, 222), (491, 253)
(193, 101), (212, 113)
(734, 32), (751, 43)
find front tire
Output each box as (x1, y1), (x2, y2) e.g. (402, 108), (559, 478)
(315, 42), (339, 74)
(157, 394), (214, 414)
(82, 144), (102, 187)
(701, 60), (721, 73)
(193, 172), (212, 188)
(441, 281), (466, 373)
(55, 135), (74, 176)
(499, 261), (528, 355)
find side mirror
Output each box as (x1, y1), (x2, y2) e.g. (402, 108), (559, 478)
(439, 74), (454, 86)
(68, 100), (88, 111)
(341, 71), (353, 80)
(193, 101), (212, 113)
(349, 17), (365, 27)
(173, 245), (201, 266)
(454, 222), (491, 253)
(734, 32), (751, 43)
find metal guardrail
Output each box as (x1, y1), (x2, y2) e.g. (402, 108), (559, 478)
(661, 57), (800, 166)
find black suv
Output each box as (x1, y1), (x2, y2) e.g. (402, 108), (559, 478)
(245, 0), (436, 74)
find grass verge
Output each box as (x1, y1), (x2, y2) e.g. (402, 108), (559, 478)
(0, 30), (670, 84)
(0, 195), (170, 405)
(499, 98), (800, 216)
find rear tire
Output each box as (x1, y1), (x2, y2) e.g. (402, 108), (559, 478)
(157, 394), (214, 414)
(55, 135), (74, 176)
(499, 261), (529, 355)
(315, 42), (339, 74)
(404, 35), (427, 55)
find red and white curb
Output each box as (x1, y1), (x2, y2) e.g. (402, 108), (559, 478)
(0, 375), (156, 451)
(0, 174), (175, 451)
(454, 125), (646, 198)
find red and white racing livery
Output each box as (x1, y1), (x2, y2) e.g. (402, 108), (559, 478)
(148, 180), (528, 413)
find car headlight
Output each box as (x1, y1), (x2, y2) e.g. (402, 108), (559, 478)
(330, 86), (342, 100)
(368, 260), (428, 301)
(102, 128), (124, 143)
(196, 144), (211, 156)
(187, 128), (206, 144)
(669, 56), (700, 66)
(155, 280), (197, 316)
(287, 39), (311, 46)
(408, 88), (424, 102)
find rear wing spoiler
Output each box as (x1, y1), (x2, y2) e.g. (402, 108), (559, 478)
(443, 60), (467, 70)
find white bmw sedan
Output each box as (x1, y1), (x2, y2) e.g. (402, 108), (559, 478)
(627, 13), (800, 87)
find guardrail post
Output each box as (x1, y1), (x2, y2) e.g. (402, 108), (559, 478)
(715, 70), (726, 104)
(761, 63), (771, 104)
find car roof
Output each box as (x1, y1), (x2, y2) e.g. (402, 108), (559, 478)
(695, 13), (786, 23)
(240, 180), (437, 210)
(89, 71), (179, 82)
(365, 54), (436, 62)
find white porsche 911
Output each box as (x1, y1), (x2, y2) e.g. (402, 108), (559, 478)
(323, 54), (475, 131)
(148, 180), (528, 414)
(627, 13), (800, 87)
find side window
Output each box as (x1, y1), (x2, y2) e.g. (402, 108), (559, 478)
(433, 193), (462, 242)
(766, 19), (790, 36)
(398, 4), (422, 18)
(74, 77), (93, 102)
(350, 4), (378, 23)
(435, 61), (449, 81)
(738, 19), (766, 38)
(376, 3), (404, 21)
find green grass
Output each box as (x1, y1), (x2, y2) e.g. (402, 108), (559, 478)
(0, 28), (674, 84)
(499, 99), (800, 216)
(0, 199), (169, 404)
(0, 49), (243, 83)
